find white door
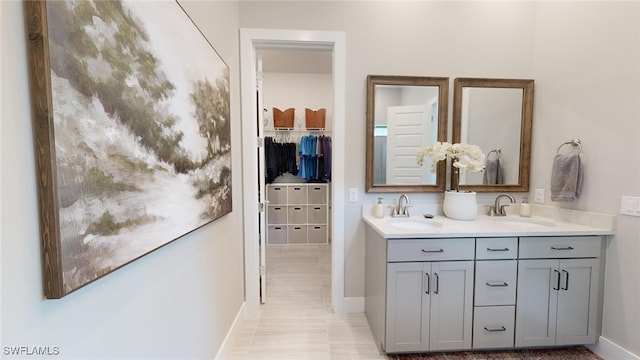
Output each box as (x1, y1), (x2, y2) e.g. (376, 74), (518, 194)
(429, 261), (474, 351)
(556, 258), (600, 345)
(256, 52), (267, 304)
(515, 259), (559, 347)
(386, 105), (432, 184)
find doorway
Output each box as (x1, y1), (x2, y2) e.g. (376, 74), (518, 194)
(240, 29), (347, 318)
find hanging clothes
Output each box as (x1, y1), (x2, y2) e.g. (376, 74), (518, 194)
(264, 136), (298, 184)
(298, 135), (332, 181)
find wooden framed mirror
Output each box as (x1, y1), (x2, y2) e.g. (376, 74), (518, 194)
(366, 75), (448, 193)
(452, 78), (534, 192)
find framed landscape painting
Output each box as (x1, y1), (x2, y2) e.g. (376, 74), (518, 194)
(25, 0), (232, 298)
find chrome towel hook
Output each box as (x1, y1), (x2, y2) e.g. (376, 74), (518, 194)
(556, 138), (582, 154)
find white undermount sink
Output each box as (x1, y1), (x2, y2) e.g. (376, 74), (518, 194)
(491, 217), (557, 227)
(385, 218), (443, 230)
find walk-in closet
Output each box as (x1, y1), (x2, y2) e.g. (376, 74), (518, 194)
(259, 48), (334, 305)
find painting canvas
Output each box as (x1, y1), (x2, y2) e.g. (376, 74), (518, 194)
(26, 0), (231, 298)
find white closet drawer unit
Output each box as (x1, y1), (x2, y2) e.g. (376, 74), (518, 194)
(267, 185), (287, 204)
(288, 205), (308, 224)
(308, 225), (327, 244)
(476, 237), (518, 259)
(308, 205), (327, 224)
(308, 185), (328, 204)
(266, 183), (328, 245)
(288, 225), (307, 244)
(287, 185), (308, 204)
(475, 260), (517, 306)
(473, 306), (515, 349)
(519, 236), (601, 259)
(267, 225), (287, 245)
(387, 238), (475, 262)
(267, 206), (287, 224)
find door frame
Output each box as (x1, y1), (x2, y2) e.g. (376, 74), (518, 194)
(240, 28), (346, 317)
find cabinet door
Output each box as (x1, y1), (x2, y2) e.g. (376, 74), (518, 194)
(429, 261), (474, 351)
(556, 258), (600, 345)
(515, 259), (559, 347)
(386, 262), (430, 353)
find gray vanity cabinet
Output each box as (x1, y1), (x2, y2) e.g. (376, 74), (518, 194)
(387, 261), (474, 352)
(515, 236), (602, 347)
(365, 228), (474, 354)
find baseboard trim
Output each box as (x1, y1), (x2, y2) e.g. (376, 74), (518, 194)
(587, 336), (640, 360)
(215, 302), (247, 360)
(341, 296), (364, 313)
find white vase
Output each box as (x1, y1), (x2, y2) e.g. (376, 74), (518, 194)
(442, 190), (478, 221)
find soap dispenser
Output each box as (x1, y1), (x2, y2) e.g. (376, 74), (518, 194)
(374, 197), (385, 218)
(519, 196), (531, 217)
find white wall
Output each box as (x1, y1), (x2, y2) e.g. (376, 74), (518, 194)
(240, 0), (536, 304)
(240, 1), (639, 357)
(531, 2), (640, 356)
(1, 1), (243, 358)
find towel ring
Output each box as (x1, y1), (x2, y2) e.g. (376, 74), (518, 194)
(556, 138), (582, 154)
(487, 148), (501, 160)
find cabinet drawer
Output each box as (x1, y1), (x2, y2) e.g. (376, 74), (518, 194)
(308, 205), (327, 224)
(288, 205), (308, 224)
(476, 238), (518, 259)
(267, 225), (287, 245)
(308, 185), (327, 204)
(519, 236), (602, 259)
(473, 306), (515, 349)
(387, 238), (475, 262)
(267, 185), (287, 204)
(287, 185), (308, 204)
(308, 225), (327, 244)
(267, 206), (287, 224)
(288, 225), (307, 244)
(475, 260), (517, 306)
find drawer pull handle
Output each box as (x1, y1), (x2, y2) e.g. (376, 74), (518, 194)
(487, 247), (509, 252)
(434, 273), (439, 294)
(274, 207), (282, 210)
(486, 282), (509, 287)
(484, 326), (507, 332)
(314, 226), (321, 229)
(314, 187), (321, 190)
(551, 246), (574, 250)
(562, 269), (569, 290)
(294, 207), (302, 210)
(294, 187), (301, 190)
(314, 207), (321, 210)
(421, 249), (444, 253)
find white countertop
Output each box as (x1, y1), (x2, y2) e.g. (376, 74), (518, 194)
(362, 213), (615, 239)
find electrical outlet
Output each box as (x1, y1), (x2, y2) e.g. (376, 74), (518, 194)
(349, 188), (358, 202)
(620, 196), (640, 217)
(534, 189), (545, 203)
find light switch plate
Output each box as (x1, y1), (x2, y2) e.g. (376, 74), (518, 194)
(534, 189), (545, 203)
(349, 188), (358, 202)
(620, 196), (640, 217)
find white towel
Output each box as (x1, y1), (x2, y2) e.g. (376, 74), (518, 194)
(550, 153), (583, 202)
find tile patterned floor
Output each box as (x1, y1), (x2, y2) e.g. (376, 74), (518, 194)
(225, 244), (601, 360)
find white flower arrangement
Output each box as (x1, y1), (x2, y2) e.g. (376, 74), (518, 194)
(416, 142), (485, 191)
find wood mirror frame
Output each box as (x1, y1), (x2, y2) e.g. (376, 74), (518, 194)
(365, 75), (448, 193)
(452, 78), (534, 192)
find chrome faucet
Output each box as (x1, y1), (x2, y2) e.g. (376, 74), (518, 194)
(392, 194), (411, 217)
(488, 194), (516, 216)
